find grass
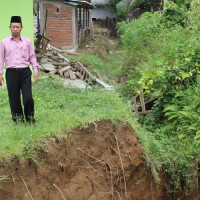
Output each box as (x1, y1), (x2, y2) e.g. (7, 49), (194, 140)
(70, 34), (123, 82)
(0, 74), (133, 161)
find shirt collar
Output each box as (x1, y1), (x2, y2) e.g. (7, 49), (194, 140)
(10, 35), (23, 41)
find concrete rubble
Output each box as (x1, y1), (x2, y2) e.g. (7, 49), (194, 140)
(35, 45), (115, 91)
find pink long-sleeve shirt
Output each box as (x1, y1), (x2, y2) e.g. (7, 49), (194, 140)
(0, 35), (38, 74)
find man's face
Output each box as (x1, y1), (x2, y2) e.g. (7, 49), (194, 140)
(9, 23), (23, 37)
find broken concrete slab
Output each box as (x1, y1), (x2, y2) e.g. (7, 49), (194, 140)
(95, 78), (115, 91)
(41, 63), (56, 71)
(40, 58), (51, 63)
(63, 79), (91, 89)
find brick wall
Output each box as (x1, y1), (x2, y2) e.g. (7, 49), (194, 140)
(43, 3), (74, 48)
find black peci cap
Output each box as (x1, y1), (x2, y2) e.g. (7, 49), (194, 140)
(10, 16), (22, 25)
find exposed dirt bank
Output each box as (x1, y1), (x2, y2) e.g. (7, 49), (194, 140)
(0, 120), (199, 199)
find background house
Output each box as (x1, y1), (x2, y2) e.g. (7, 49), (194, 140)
(34, 0), (93, 49)
(91, 0), (116, 20)
(90, 0), (117, 37)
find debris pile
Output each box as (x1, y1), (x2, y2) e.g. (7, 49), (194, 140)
(36, 48), (95, 82)
(35, 44), (115, 91)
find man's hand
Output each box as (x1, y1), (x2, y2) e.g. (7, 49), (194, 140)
(33, 73), (38, 84)
(0, 74), (4, 86)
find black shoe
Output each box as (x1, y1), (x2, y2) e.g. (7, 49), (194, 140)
(27, 118), (37, 126)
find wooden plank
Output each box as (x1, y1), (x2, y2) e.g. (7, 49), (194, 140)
(145, 97), (158, 110)
(79, 67), (83, 74)
(40, 62), (69, 67)
(94, 69), (102, 79)
(60, 66), (71, 73)
(57, 53), (70, 62)
(140, 89), (145, 114)
(75, 72), (83, 80)
(132, 96), (138, 113)
(35, 48), (46, 54)
(82, 70), (86, 79)
(57, 66), (63, 74)
(76, 61), (95, 80)
(136, 97), (158, 113)
(58, 66), (70, 77)
(49, 45), (65, 53)
(68, 70), (76, 80)
(49, 70), (57, 75)
(44, 51), (54, 56)
(138, 110), (153, 115)
(144, 110), (153, 114)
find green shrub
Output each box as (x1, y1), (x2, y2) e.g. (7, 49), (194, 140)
(116, 1), (127, 19)
(118, 0), (200, 195)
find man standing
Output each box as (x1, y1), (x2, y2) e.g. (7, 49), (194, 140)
(0, 16), (38, 124)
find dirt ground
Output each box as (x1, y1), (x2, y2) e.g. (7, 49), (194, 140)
(0, 120), (164, 200)
(0, 120), (199, 200)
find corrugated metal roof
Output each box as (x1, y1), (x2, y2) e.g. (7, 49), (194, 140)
(64, 0), (94, 8)
(92, 7), (115, 18)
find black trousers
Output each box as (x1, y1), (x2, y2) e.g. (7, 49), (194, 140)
(6, 67), (35, 123)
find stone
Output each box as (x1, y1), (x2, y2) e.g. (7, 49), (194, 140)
(41, 63), (56, 71)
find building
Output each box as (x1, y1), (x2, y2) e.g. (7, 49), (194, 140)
(91, 0), (116, 20)
(34, 0), (93, 49)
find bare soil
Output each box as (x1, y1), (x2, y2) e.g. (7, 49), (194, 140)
(0, 120), (199, 200)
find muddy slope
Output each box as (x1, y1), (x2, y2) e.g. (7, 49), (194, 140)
(0, 119), (189, 200)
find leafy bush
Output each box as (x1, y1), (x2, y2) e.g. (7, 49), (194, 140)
(170, 0), (191, 8)
(119, 1), (200, 102)
(118, 12), (163, 96)
(116, 1), (127, 19)
(161, 2), (187, 27)
(140, 0), (162, 11)
(118, 0), (200, 195)
(164, 79), (200, 139)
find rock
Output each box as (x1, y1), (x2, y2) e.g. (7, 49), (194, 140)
(41, 63), (56, 72)
(63, 79), (91, 89)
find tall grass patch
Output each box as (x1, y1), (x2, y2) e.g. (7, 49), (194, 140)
(0, 76), (131, 161)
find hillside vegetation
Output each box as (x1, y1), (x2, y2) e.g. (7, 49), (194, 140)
(117, 0), (200, 196)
